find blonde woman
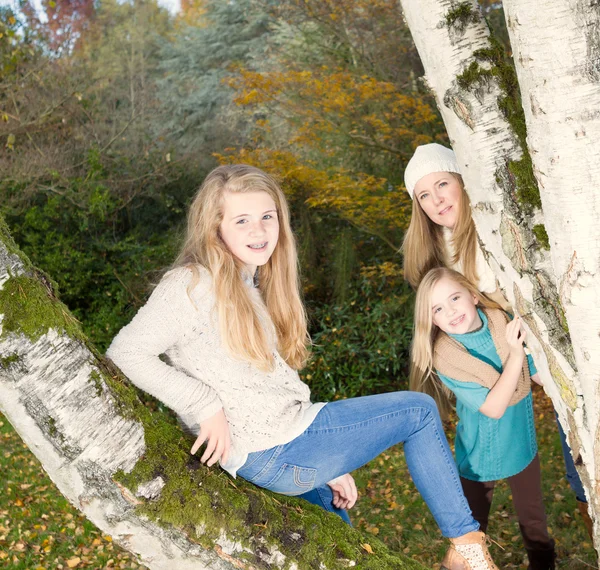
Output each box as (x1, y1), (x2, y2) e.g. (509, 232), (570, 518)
(108, 164), (500, 570)
(402, 143), (507, 309)
(410, 267), (555, 569)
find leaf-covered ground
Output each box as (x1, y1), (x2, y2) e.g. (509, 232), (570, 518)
(0, 385), (597, 569)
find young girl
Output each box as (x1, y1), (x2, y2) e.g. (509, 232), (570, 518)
(410, 267), (556, 569)
(107, 164), (500, 570)
(401, 142), (592, 538)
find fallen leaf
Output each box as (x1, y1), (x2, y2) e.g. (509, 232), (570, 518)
(361, 543), (374, 554)
(66, 556), (81, 568)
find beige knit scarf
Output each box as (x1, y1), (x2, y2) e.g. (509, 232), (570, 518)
(433, 307), (531, 406)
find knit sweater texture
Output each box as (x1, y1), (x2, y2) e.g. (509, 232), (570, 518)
(436, 309), (537, 482)
(434, 307), (531, 406)
(443, 227), (497, 294)
(106, 266), (324, 477)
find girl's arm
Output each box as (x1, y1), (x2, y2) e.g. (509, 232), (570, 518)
(531, 373), (543, 386)
(478, 317), (527, 420)
(106, 268), (223, 425)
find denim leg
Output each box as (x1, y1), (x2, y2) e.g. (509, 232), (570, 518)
(555, 413), (587, 502)
(298, 486), (352, 525)
(238, 391), (477, 538)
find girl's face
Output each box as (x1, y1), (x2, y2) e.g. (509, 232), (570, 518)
(413, 172), (462, 229)
(219, 190), (279, 275)
(430, 276), (482, 334)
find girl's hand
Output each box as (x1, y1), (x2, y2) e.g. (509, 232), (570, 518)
(506, 317), (526, 357)
(327, 473), (358, 510)
(190, 409), (231, 467)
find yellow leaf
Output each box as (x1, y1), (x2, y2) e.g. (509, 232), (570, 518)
(361, 543), (374, 554)
(66, 557), (81, 568)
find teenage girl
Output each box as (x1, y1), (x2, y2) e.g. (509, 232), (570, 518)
(107, 164), (500, 570)
(410, 267), (556, 569)
(401, 143), (592, 538)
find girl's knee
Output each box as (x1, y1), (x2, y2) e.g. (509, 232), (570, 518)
(388, 391), (439, 419)
(408, 391), (437, 411)
(411, 392), (441, 421)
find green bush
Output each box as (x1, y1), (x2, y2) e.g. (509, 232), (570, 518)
(304, 278), (414, 402)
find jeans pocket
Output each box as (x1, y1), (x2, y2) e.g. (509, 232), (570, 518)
(264, 463), (317, 496)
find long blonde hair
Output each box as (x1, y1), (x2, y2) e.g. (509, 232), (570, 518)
(402, 174), (479, 290)
(409, 267), (501, 419)
(174, 164), (310, 371)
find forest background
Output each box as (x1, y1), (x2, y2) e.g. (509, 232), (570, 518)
(0, 0), (596, 568)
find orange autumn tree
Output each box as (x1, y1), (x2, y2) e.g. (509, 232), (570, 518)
(216, 147), (410, 251)
(224, 0), (446, 273)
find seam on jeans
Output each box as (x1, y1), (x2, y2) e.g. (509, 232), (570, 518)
(316, 485), (335, 513)
(249, 444), (284, 484)
(304, 405), (433, 434)
(431, 416), (474, 534)
(242, 449), (269, 471)
(265, 463), (316, 495)
(293, 465), (316, 488)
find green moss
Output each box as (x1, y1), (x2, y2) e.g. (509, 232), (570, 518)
(0, 274), (85, 343)
(509, 155), (541, 209)
(457, 36), (542, 211)
(0, 353), (19, 368)
(532, 224), (550, 250)
(445, 2), (480, 33)
(557, 302), (569, 334)
(47, 416), (58, 438)
(103, 358), (426, 568)
(0, 216), (25, 258)
(456, 61), (493, 91)
(90, 370), (104, 397)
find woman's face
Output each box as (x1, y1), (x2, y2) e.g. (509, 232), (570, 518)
(413, 172), (462, 229)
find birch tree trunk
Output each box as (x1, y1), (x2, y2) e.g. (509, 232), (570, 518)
(398, 0), (597, 551)
(502, 0), (600, 539)
(0, 221), (426, 570)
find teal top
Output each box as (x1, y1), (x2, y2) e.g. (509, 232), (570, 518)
(436, 309), (537, 482)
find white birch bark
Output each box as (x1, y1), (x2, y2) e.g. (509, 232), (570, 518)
(399, 0), (590, 541)
(0, 229), (425, 570)
(502, 0), (600, 545)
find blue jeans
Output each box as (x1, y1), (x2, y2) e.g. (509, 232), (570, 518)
(237, 392), (479, 538)
(556, 413), (587, 502)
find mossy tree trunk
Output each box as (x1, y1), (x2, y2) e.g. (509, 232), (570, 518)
(398, 0), (598, 555)
(0, 220), (427, 569)
(501, 0), (600, 542)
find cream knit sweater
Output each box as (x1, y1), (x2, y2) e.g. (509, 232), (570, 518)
(106, 266), (324, 475)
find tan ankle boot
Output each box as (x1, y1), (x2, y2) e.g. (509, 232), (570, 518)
(577, 500), (594, 540)
(440, 531), (499, 570)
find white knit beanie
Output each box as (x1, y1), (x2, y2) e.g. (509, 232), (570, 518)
(403, 143), (461, 198)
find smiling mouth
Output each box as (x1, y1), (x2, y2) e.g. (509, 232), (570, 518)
(439, 206), (452, 215)
(248, 243), (267, 250)
(450, 315), (464, 326)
